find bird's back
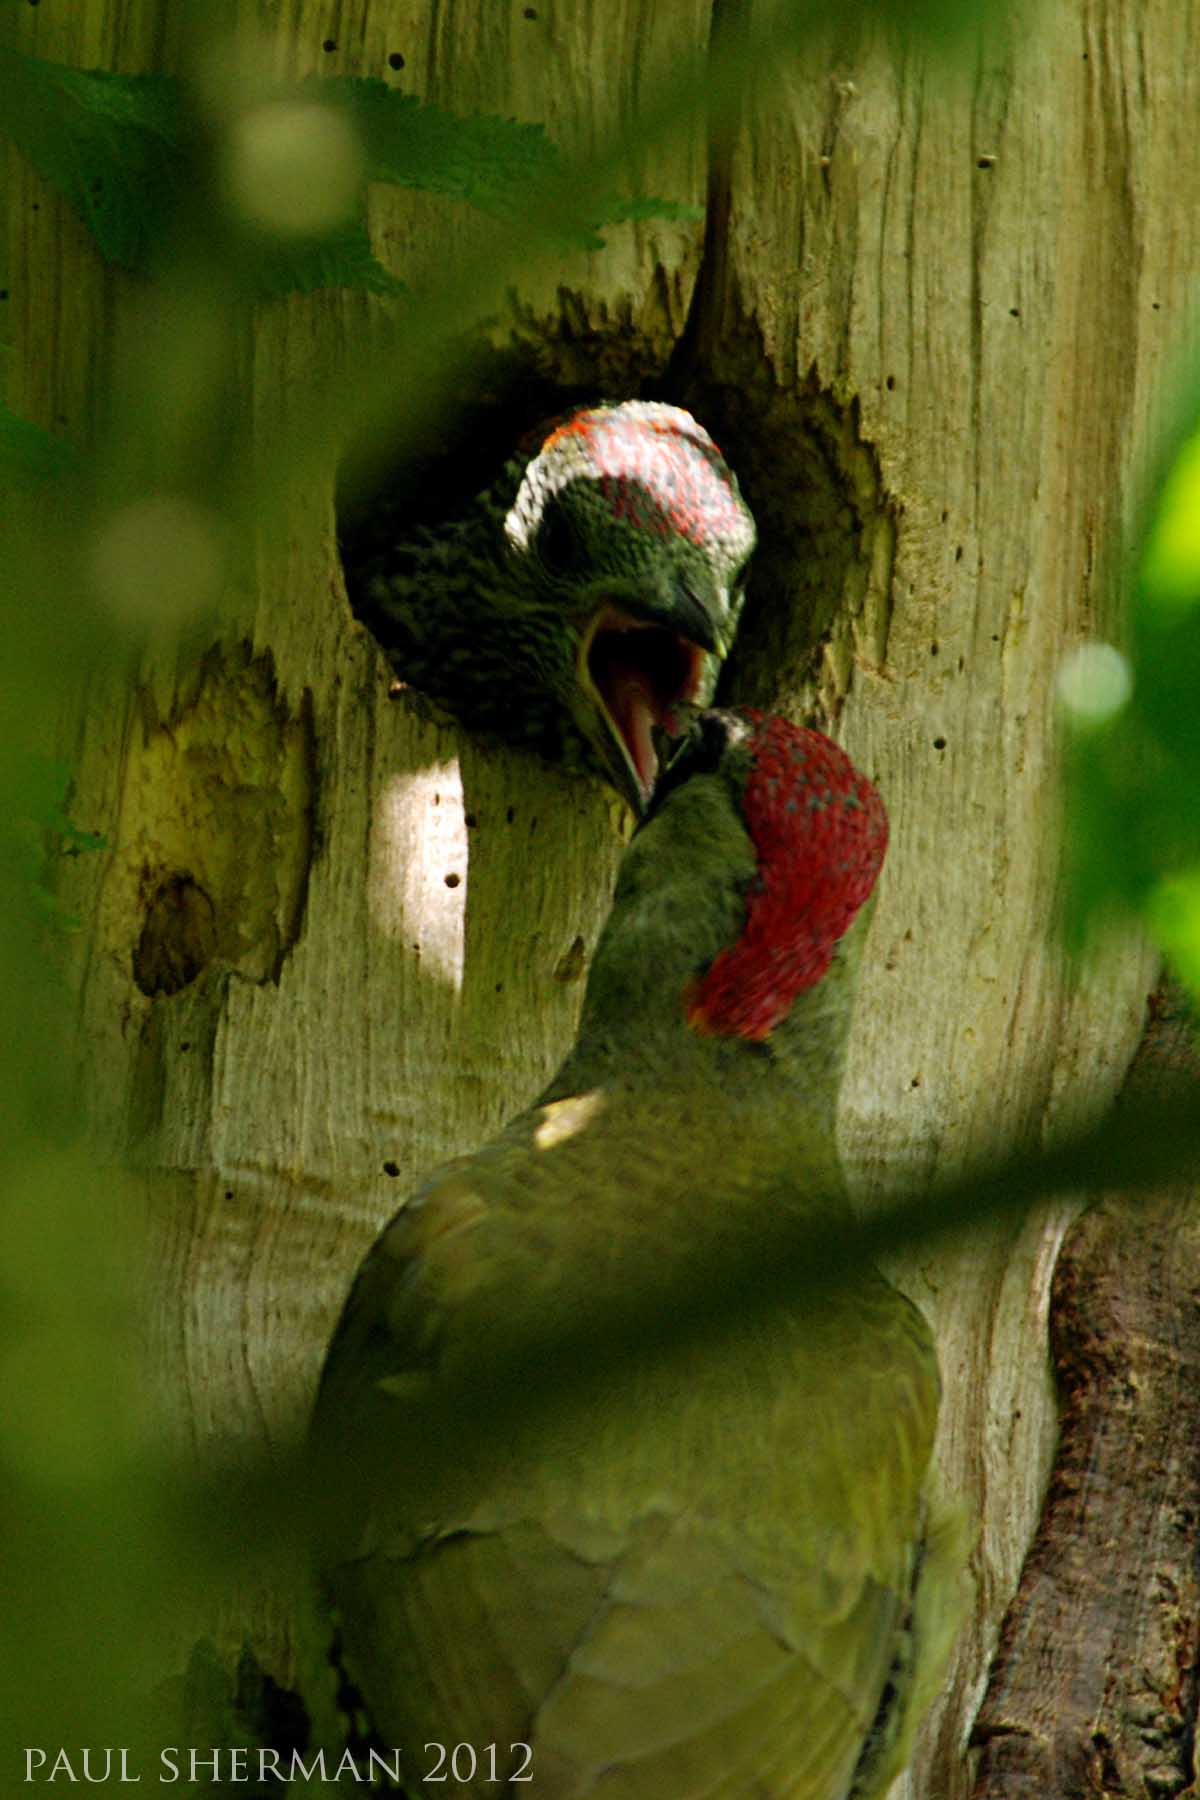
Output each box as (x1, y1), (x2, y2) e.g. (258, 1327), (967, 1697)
(314, 1140), (945, 1800)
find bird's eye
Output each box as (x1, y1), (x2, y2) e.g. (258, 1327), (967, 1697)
(537, 505), (578, 575)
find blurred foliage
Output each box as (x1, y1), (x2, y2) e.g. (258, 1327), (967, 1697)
(0, 45), (700, 304)
(1063, 391), (1200, 996)
(0, 45), (185, 270)
(0, 404), (78, 479)
(325, 76), (703, 250)
(7, 755), (106, 932)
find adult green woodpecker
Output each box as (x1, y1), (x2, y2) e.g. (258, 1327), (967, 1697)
(312, 709), (965, 1798)
(342, 402), (756, 812)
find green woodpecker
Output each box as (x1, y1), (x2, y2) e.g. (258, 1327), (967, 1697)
(312, 709), (964, 1798)
(341, 402), (756, 813)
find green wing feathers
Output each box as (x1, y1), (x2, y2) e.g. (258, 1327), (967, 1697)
(315, 1173), (963, 1798)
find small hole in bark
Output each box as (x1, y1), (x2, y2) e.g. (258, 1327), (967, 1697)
(930, 642), (939, 656)
(554, 936), (587, 983)
(133, 874), (216, 997)
(933, 737), (947, 751)
(506, 806), (515, 823)
(955, 546), (964, 562)
(885, 375), (896, 391)
(444, 872), (461, 888)
(388, 52), (406, 70)
(322, 38), (336, 51)
(383, 1160), (400, 1177)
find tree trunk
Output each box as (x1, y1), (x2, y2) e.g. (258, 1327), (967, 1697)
(11, 1), (1198, 1794)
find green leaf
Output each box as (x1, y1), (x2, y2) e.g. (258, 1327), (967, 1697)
(0, 403), (77, 481)
(1145, 870), (1200, 995)
(1140, 424), (1200, 615)
(248, 214), (404, 299)
(0, 45), (184, 271)
(14, 755), (107, 850)
(594, 194), (704, 228)
(326, 77), (702, 248)
(0, 51), (697, 292)
(0, 50), (397, 296)
(328, 79), (560, 212)
(1064, 386), (1200, 995)
(3, 756), (107, 936)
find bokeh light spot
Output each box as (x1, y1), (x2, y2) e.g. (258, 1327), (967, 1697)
(1056, 641), (1132, 726)
(224, 100), (363, 236)
(90, 495), (226, 626)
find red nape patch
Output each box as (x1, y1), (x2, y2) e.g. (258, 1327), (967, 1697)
(687, 713), (888, 1040)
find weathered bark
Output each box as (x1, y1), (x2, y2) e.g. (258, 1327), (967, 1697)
(10, 1), (1200, 1795)
(970, 985), (1200, 1800)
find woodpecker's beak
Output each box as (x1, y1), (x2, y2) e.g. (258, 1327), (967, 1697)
(577, 604), (716, 814)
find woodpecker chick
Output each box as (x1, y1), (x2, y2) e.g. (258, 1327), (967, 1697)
(343, 403), (756, 813)
(312, 708), (965, 1800)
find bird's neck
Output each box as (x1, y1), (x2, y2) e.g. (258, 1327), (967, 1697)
(538, 936), (865, 1207)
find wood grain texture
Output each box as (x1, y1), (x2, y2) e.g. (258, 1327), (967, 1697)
(10, 1), (1200, 1792)
(971, 986), (1200, 1799)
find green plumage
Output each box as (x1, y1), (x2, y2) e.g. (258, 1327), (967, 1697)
(312, 715), (966, 1797)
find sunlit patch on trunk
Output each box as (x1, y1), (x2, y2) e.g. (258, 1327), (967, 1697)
(371, 760), (468, 992)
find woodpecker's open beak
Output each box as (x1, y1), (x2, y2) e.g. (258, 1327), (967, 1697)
(577, 604), (722, 814)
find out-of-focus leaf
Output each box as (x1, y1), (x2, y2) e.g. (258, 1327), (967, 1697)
(249, 214), (404, 299)
(1145, 871), (1200, 995)
(0, 404), (77, 480)
(595, 195), (704, 228)
(1141, 425), (1200, 613)
(1064, 382), (1200, 996)
(325, 77), (702, 249)
(0, 51), (397, 294)
(0, 45), (183, 270)
(0, 50), (701, 290)
(4, 755), (107, 934)
(329, 79), (559, 210)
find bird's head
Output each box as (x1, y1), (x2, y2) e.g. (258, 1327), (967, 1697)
(504, 403), (756, 813)
(580, 709), (888, 1060)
